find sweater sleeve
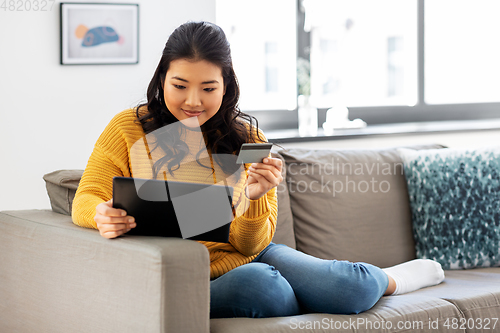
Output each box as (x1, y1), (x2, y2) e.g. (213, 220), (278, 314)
(227, 127), (278, 256)
(228, 187), (277, 256)
(72, 112), (135, 229)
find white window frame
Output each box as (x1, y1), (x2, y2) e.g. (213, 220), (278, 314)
(233, 0), (500, 132)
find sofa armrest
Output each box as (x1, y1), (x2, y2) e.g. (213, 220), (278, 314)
(0, 210), (210, 333)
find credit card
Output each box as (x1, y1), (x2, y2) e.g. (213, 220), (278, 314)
(236, 143), (273, 164)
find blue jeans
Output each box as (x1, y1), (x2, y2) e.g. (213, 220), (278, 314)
(210, 243), (389, 318)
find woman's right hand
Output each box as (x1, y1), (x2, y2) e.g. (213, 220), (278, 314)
(94, 199), (136, 239)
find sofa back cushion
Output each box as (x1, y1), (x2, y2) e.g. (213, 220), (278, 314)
(279, 145), (444, 268)
(43, 170), (84, 216)
(271, 151), (297, 249)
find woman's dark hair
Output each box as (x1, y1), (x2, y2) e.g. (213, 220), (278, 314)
(136, 21), (262, 178)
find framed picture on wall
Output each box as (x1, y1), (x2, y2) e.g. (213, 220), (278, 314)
(60, 3), (139, 65)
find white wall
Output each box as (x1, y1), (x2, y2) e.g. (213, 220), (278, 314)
(0, 0), (215, 211)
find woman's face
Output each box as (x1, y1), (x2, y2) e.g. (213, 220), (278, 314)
(163, 58), (225, 127)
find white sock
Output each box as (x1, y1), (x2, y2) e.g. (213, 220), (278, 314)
(382, 259), (445, 295)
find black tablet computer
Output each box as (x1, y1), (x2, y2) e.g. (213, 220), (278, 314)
(112, 177), (234, 243)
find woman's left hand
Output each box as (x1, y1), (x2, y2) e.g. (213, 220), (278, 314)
(246, 157), (283, 200)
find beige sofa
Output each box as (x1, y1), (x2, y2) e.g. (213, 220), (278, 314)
(1, 145), (499, 333)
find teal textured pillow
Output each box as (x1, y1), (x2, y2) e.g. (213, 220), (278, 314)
(398, 147), (500, 269)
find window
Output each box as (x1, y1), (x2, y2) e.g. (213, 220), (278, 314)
(216, 0), (297, 111)
(425, 0), (500, 104)
(216, 0), (500, 131)
(265, 42), (279, 93)
(306, 0), (417, 107)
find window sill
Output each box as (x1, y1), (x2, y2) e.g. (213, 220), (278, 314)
(266, 118), (500, 144)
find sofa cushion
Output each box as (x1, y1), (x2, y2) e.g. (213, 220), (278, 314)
(411, 267), (500, 327)
(271, 151), (296, 249)
(211, 293), (462, 333)
(279, 145), (444, 268)
(398, 147), (500, 269)
(43, 169), (84, 216)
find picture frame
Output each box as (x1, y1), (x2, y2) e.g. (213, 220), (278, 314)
(60, 3), (139, 65)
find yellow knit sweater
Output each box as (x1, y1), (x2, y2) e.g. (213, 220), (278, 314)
(72, 109), (277, 279)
